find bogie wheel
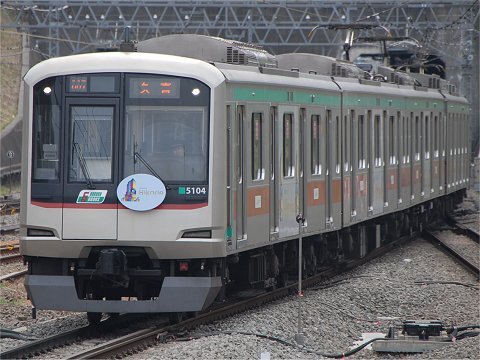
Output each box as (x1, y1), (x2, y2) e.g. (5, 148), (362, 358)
(87, 312), (102, 325)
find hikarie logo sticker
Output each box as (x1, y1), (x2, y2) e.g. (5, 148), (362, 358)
(117, 173), (166, 211)
(76, 190), (107, 204)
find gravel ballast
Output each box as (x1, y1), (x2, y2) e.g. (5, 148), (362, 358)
(131, 238), (479, 359)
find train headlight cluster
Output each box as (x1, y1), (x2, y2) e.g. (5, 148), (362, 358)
(43, 86), (52, 95)
(191, 88), (200, 96)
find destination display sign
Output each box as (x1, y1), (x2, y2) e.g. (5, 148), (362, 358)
(128, 77), (180, 99)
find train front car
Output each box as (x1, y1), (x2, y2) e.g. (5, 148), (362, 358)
(20, 51), (227, 320)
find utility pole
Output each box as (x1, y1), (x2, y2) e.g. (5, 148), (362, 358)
(295, 213), (306, 345)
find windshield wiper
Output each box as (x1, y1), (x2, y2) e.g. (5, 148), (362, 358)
(73, 142), (95, 189)
(134, 151), (171, 190)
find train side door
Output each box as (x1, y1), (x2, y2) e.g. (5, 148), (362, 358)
(244, 103), (270, 248)
(269, 106), (279, 240)
(278, 105), (300, 238)
(368, 109), (384, 216)
(62, 98), (119, 239)
(326, 109), (342, 229)
(234, 105), (247, 247)
(342, 111), (352, 227)
(422, 112), (432, 200)
(304, 106), (326, 234)
(411, 111), (422, 202)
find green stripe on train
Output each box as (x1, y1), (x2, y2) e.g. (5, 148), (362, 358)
(233, 88), (341, 106)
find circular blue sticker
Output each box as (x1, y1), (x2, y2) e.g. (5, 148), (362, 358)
(117, 173), (167, 211)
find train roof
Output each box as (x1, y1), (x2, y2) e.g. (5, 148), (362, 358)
(24, 34), (467, 104)
(137, 34), (277, 68)
(23, 51), (225, 88)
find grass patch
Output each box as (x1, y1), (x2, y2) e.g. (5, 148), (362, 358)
(0, 181), (21, 197)
(0, 8), (23, 132)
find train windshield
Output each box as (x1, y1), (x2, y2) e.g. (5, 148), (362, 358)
(31, 72), (210, 205)
(124, 106), (208, 182)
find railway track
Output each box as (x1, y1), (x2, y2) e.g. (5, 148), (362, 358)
(0, 223), (19, 235)
(446, 215), (480, 244)
(0, 269), (27, 282)
(0, 252), (23, 264)
(423, 225), (480, 279)
(0, 244), (20, 256)
(0, 198), (20, 214)
(0, 231), (416, 359)
(0, 314), (157, 359)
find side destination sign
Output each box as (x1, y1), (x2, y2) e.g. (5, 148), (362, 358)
(76, 190), (107, 204)
(117, 173), (166, 211)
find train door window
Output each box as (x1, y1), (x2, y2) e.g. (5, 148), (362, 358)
(402, 117), (406, 164)
(32, 77), (62, 181)
(68, 106), (113, 182)
(415, 115), (420, 161)
(283, 113), (294, 177)
(449, 113), (453, 156)
(458, 114), (462, 155)
(251, 112), (264, 180)
(408, 114), (413, 163)
(374, 114), (381, 167)
(389, 116), (395, 165)
(311, 115), (321, 175)
(336, 115), (340, 174)
(350, 110), (355, 171)
(237, 107), (244, 182)
(300, 109), (305, 179)
(396, 112), (400, 164)
(358, 114), (365, 169)
(425, 115), (430, 159)
(344, 114), (350, 172)
(452, 114), (456, 156)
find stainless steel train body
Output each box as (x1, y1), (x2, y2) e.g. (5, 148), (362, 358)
(20, 35), (469, 317)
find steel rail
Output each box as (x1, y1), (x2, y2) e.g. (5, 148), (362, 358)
(0, 253), (23, 263)
(0, 224), (20, 234)
(423, 229), (480, 279)
(0, 269), (27, 281)
(446, 216), (480, 244)
(0, 244), (20, 255)
(0, 314), (152, 359)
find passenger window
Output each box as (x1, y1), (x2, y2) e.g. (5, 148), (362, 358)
(374, 115), (381, 167)
(415, 115), (420, 161)
(358, 114), (365, 169)
(389, 116), (395, 165)
(335, 115), (340, 174)
(283, 113), (294, 177)
(252, 112), (263, 180)
(425, 115), (430, 159)
(311, 115), (321, 175)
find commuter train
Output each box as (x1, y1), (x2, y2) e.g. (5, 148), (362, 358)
(20, 34), (469, 323)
